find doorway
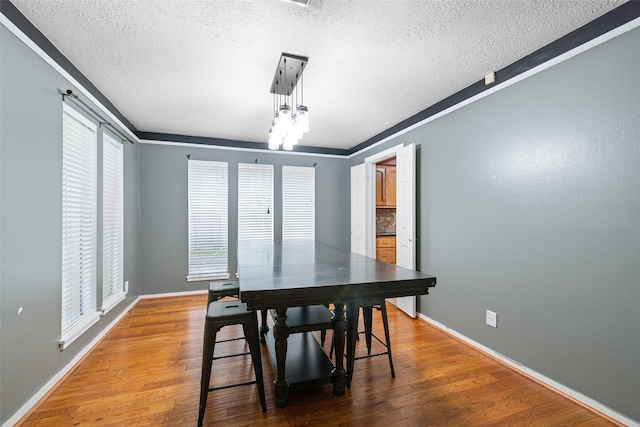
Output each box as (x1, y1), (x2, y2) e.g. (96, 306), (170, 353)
(351, 143), (416, 318)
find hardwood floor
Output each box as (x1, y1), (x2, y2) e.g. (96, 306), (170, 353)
(19, 294), (617, 426)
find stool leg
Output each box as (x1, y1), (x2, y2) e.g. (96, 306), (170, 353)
(199, 319), (218, 426)
(245, 313), (267, 412)
(362, 306), (373, 353)
(380, 301), (395, 378)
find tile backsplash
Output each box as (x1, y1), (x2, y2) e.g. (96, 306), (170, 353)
(376, 208), (396, 234)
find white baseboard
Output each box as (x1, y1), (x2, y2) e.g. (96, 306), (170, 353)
(2, 297), (140, 427)
(140, 289), (207, 299)
(418, 313), (639, 427)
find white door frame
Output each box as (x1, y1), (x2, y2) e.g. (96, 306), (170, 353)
(363, 143), (417, 318)
(350, 163), (367, 256)
(394, 143), (417, 317)
(364, 144), (404, 258)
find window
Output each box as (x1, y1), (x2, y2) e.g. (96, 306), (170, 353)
(238, 163), (274, 241)
(188, 160), (228, 280)
(61, 103), (99, 349)
(282, 166), (315, 239)
(102, 132), (125, 312)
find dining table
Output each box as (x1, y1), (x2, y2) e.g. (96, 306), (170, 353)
(237, 239), (436, 407)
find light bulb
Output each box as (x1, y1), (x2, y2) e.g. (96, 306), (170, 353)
(296, 105), (309, 133)
(290, 114), (304, 140)
(283, 132), (297, 150)
(278, 104), (292, 131)
(268, 128), (280, 150)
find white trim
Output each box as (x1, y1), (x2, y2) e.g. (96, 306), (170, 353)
(364, 144), (405, 258)
(0, 14), (138, 143)
(58, 311), (101, 351)
(186, 273), (230, 282)
(2, 297), (139, 427)
(418, 313), (640, 427)
(62, 102), (95, 128)
(101, 291), (127, 315)
(138, 139), (346, 159)
(140, 289), (208, 299)
(364, 143), (404, 164)
(349, 16), (640, 159)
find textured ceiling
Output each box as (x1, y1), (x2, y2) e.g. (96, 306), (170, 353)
(11, 0), (625, 151)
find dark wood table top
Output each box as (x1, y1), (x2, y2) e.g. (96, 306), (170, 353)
(237, 239), (436, 309)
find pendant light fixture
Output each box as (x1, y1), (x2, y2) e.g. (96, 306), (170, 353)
(269, 53), (309, 150)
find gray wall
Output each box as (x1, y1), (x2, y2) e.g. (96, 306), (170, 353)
(350, 27), (640, 422)
(0, 26), (141, 423)
(139, 143), (350, 295)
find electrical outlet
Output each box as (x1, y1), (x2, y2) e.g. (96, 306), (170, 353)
(486, 310), (497, 328)
(124, 280), (129, 293)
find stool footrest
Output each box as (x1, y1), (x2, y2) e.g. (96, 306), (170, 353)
(358, 330), (388, 348)
(214, 336), (246, 344)
(209, 380), (256, 391)
(355, 352), (389, 360)
(212, 351), (251, 361)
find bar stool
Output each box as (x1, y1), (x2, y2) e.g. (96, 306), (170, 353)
(207, 280), (245, 345)
(346, 299), (394, 387)
(198, 301), (266, 426)
(207, 280), (240, 305)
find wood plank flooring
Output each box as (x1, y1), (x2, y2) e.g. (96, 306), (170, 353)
(19, 294), (618, 426)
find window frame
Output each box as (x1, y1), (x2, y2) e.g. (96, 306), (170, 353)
(238, 163), (274, 241)
(282, 165), (316, 240)
(101, 131), (126, 313)
(60, 103), (100, 349)
(187, 159), (229, 281)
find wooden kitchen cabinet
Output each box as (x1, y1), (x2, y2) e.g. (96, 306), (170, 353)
(385, 167), (396, 206)
(375, 165), (396, 208)
(376, 235), (396, 264)
(376, 168), (384, 206)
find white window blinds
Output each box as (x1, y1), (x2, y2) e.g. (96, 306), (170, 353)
(61, 103), (99, 349)
(102, 132), (125, 312)
(282, 166), (315, 239)
(188, 160), (228, 280)
(238, 163), (274, 241)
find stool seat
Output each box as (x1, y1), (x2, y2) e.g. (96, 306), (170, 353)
(199, 300), (266, 426)
(207, 280), (240, 305)
(207, 300), (248, 321)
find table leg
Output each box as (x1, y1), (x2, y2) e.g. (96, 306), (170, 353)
(346, 303), (359, 388)
(260, 309), (269, 343)
(331, 302), (347, 396)
(273, 306), (289, 407)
